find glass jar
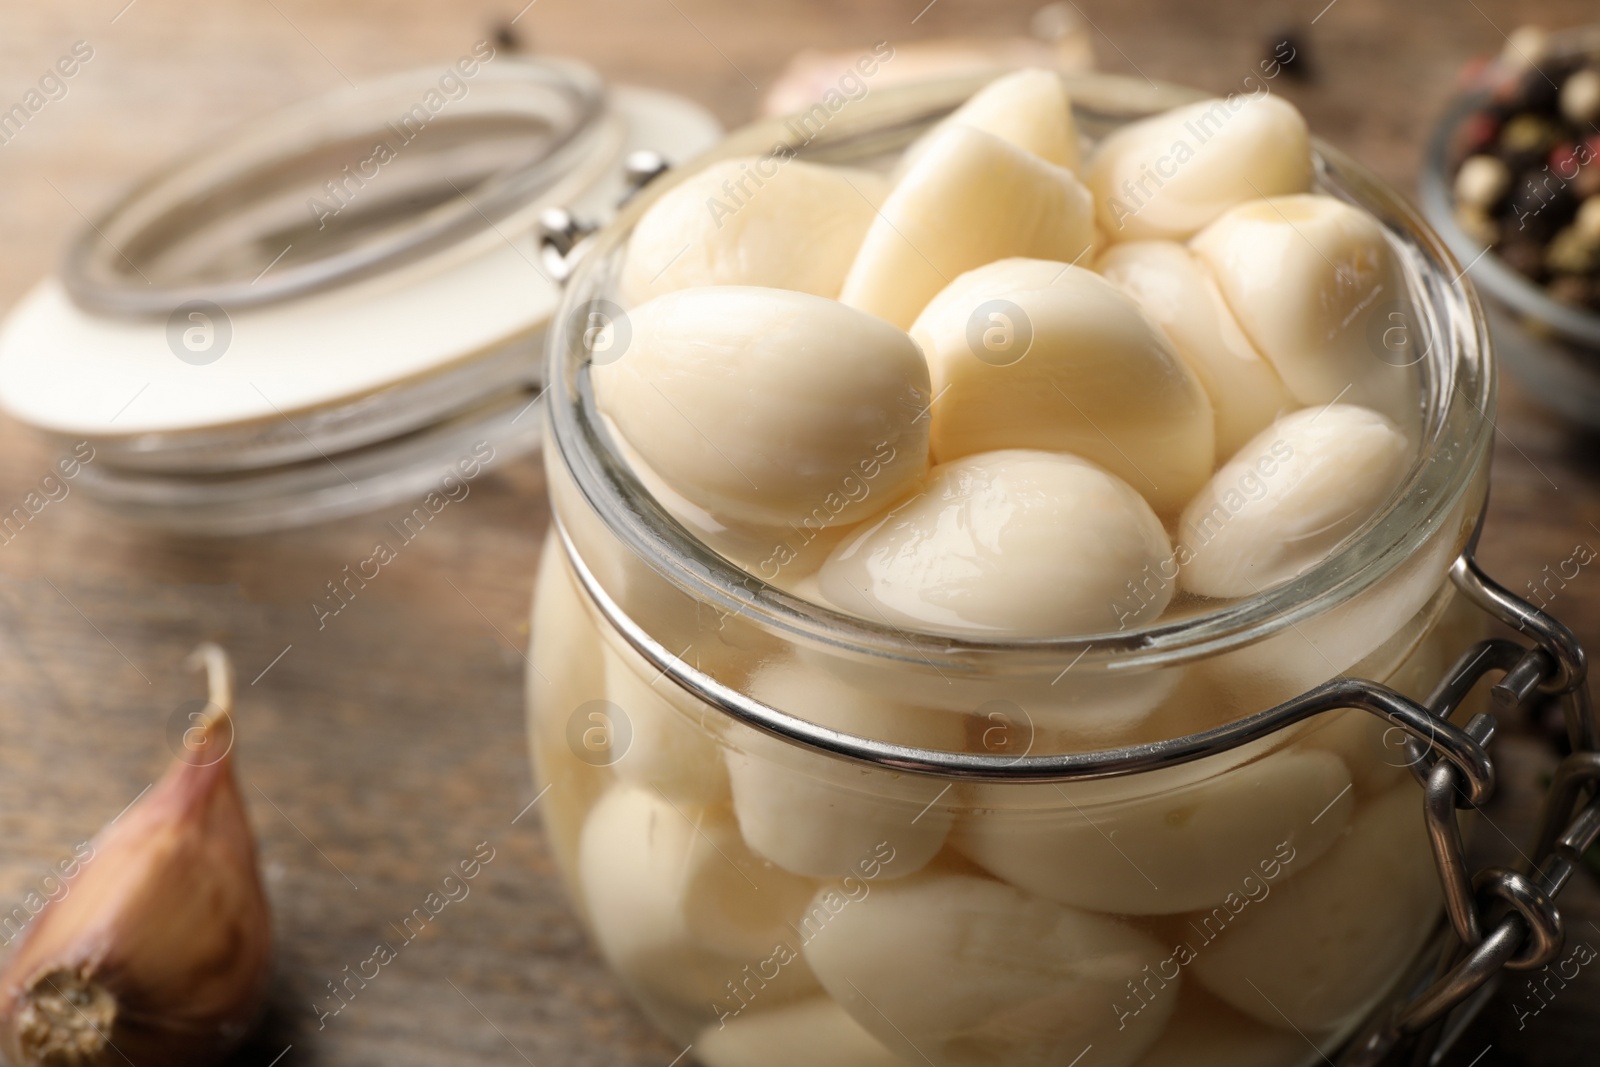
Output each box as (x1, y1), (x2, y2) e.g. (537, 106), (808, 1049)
(528, 72), (1595, 1067)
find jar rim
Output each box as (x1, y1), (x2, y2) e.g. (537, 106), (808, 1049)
(546, 70), (1495, 674)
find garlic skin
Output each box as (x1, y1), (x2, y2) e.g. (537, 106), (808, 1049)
(801, 872), (1175, 1067)
(909, 260), (1214, 514)
(1096, 240), (1296, 461)
(1177, 405), (1410, 599)
(840, 125), (1095, 329)
(1191, 194), (1420, 424)
(620, 158), (888, 304)
(593, 286), (931, 530)
(820, 450), (1174, 636)
(1087, 94), (1312, 242)
(0, 645), (271, 1067)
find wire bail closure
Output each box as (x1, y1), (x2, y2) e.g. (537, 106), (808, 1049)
(558, 514), (1599, 1065)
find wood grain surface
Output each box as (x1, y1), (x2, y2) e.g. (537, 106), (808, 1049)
(0, 1), (1597, 1064)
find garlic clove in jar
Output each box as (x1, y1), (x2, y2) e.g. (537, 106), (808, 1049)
(839, 125), (1095, 329)
(1186, 783), (1441, 1033)
(1131, 988), (1308, 1067)
(578, 784), (819, 981)
(527, 535), (612, 915)
(593, 286), (932, 530)
(0, 645), (271, 1067)
(1176, 404), (1411, 599)
(620, 158), (889, 304)
(1086, 94), (1312, 242)
(1191, 194), (1421, 425)
(820, 449), (1175, 637)
(900, 68), (1080, 175)
(950, 748), (1354, 915)
(909, 260), (1214, 514)
(1097, 240), (1296, 460)
(801, 871), (1176, 1067)
(600, 638), (731, 805)
(725, 657), (963, 881)
(695, 996), (904, 1067)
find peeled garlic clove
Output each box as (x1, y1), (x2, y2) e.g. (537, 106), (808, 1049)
(902, 68), (1079, 174)
(726, 658), (962, 880)
(578, 785), (820, 1005)
(1132, 989), (1307, 1067)
(620, 158), (888, 303)
(840, 125), (1094, 329)
(1177, 404), (1410, 599)
(604, 415), (856, 594)
(1087, 94), (1312, 242)
(910, 261), (1213, 514)
(696, 997), (904, 1067)
(1097, 240), (1295, 460)
(1191, 194), (1420, 423)
(1188, 784), (1441, 1032)
(802, 872), (1176, 1067)
(528, 535), (613, 912)
(594, 286), (931, 529)
(0, 645), (270, 1067)
(951, 748), (1353, 915)
(822, 449), (1173, 637)
(601, 639), (730, 805)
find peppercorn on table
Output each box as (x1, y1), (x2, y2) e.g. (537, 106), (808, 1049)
(0, 1), (1595, 1066)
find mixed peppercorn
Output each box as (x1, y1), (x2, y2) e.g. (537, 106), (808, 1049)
(1450, 26), (1600, 311)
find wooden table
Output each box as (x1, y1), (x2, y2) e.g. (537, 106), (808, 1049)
(0, 0), (1597, 1064)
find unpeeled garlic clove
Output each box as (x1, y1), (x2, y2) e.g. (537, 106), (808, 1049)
(0, 644), (271, 1067)
(1096, 240), (1296, 460)
(801, 871), (1176, 1067)
(840, 125), (1095, 329)
(821, 449), (1176, 636)
(1087, 94), (1312, 242)
(1176, 404), (1410, 599)
(1190, 194), (1421, 424)
(620, 158), (889, 304)
(593, 286), (932, 530)
(910, 260), (1214, 513)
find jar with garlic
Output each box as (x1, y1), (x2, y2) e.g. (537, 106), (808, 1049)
(527, 69), (1592, 1067)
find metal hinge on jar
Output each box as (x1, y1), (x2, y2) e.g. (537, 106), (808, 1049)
(1339, 548), (1598, 1067)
